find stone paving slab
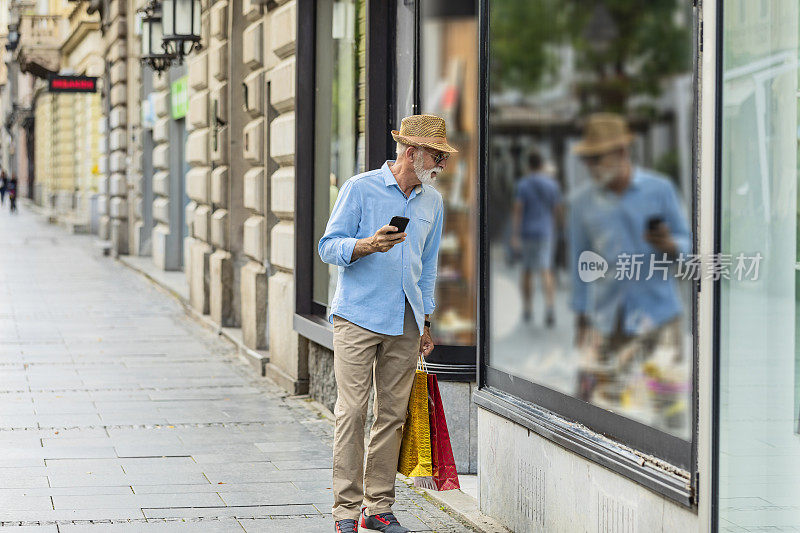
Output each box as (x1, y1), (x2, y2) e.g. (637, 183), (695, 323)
(58, 521), (245, 533)
(0, 527), (60, 533)
(0, 207), (479, 531)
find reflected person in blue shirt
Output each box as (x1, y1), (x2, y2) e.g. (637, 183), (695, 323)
(318, 115), (454, 532)
(570, 114), (690, 405)
(512, 150), (563, 327)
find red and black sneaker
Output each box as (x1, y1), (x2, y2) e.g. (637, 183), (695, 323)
(360, 508), (411, 533)
(334, 518), (358, 533)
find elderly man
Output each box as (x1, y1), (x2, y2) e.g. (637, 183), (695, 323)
(319, 114), (455, 533)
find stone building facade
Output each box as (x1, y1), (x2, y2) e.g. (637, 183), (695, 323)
(181, 0), (303, 392)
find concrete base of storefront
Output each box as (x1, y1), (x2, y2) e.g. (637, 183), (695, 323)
(59, 216), (91, 235)
(241, 261), (268, 350)
(264, 361), (309, 396)
(132, 220), (152, 256)
(476, 408), (697, 532)
(110, 218), (128, 257)
(268, 272), (309, 395)
(210, 250), (235, 327)
(152, 224), (183, 271)
(98, 215), (110, 241)
(189, 240), (212, 314)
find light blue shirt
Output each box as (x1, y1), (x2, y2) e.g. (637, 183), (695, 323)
(319, 161), (444, 336)
(515, 173), (562, 239)
(569, 167), (691, 335)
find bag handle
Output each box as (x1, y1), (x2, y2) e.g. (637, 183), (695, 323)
(417, 352), (429, 373)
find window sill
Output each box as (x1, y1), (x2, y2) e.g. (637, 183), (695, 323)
(293, 313), (334, 351)
(293, 312), (477, 381)
(473, 387), (695, 508)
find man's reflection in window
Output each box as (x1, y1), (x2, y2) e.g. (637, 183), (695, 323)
(569, 113), (691, 430)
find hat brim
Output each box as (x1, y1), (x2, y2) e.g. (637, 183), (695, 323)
(572, 135), (634, 156)
(392, 131), (459, 153)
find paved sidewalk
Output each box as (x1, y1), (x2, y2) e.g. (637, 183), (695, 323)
(0, 205), (476, 532)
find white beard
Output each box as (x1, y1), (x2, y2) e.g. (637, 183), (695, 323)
(414, 155), (444, 186)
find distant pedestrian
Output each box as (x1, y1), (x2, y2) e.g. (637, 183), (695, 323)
(8, 175), (17, 213)
(0, 170), (6, 206)
(511, 150), (562, 327)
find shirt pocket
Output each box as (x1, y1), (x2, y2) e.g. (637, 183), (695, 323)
(411, 216), (432, 254)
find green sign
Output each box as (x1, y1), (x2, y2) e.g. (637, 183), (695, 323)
(171, 76), (188, 119)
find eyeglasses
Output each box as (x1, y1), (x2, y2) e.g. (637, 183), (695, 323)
(581, 149), (624, 166)
(423, 147), (450, 165)
(581, 154), (605, 166)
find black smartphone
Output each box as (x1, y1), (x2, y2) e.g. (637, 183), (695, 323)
(647, 216), (664, 232)
(388, 216), (410, 234)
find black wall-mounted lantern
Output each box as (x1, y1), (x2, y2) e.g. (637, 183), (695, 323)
(6, 23), (19, 52)
(139, 0), (175, 74)
(161, 0), (202, 63)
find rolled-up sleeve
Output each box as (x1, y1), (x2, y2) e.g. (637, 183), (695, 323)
(318, 179), (361, 267)
(419, 197), (444, 314)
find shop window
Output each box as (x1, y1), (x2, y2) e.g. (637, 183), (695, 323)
(717, 0), (800, 528)
(394, 0), (478, 349)
(481, 0), (697, 490)
(312, 0), (366, 312)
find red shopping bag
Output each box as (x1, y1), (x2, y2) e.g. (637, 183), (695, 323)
(414, 373), (460, 491)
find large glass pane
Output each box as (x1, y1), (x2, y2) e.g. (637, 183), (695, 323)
(488, 0), (694, 439)
(419, 1), (478, 346)
(718, 1), (800, 528)
(395, 0), (415, 123)
(313, 0), (365, 310)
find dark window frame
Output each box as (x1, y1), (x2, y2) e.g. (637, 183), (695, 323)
(294, 0), (477, 382)
(294, 0), (394, 346)
(474, 0), (700, 506)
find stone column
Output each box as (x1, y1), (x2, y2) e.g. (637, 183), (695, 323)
(54, 94), (75, 217)
(264, 0), (307, 394)
(239, 0), (269, 345)
(33, 93), (52, 209)
(185, 0), (223, 313)
(105, 0), (129, 255)
(185, 1), (212, 313)
(208, 0), (249, 328)
(151, 71), (176, 269)
(127, 0), (145, 255)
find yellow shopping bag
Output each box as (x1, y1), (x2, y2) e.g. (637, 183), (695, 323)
(397, 362), (433, 478)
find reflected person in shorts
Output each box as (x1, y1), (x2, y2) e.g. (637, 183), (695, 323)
(512, 150), (562, 327)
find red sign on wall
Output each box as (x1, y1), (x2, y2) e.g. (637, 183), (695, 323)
(48, 75), (98, 93)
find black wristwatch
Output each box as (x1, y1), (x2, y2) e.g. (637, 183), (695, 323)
(424, 320), (431, 329)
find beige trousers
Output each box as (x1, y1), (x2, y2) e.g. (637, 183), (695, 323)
(331, 300), (421, 522)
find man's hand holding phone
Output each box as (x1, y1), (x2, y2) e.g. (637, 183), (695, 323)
(369, 224), (407, 252)
(351, 223), (406, 261)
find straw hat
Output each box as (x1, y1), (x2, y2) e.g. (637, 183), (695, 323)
(573, 113), (634, 156)
(391, 114), (458, 153)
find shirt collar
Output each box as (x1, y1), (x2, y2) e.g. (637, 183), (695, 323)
(595, 166), (643, 196)
(382, 160), (424, 196)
